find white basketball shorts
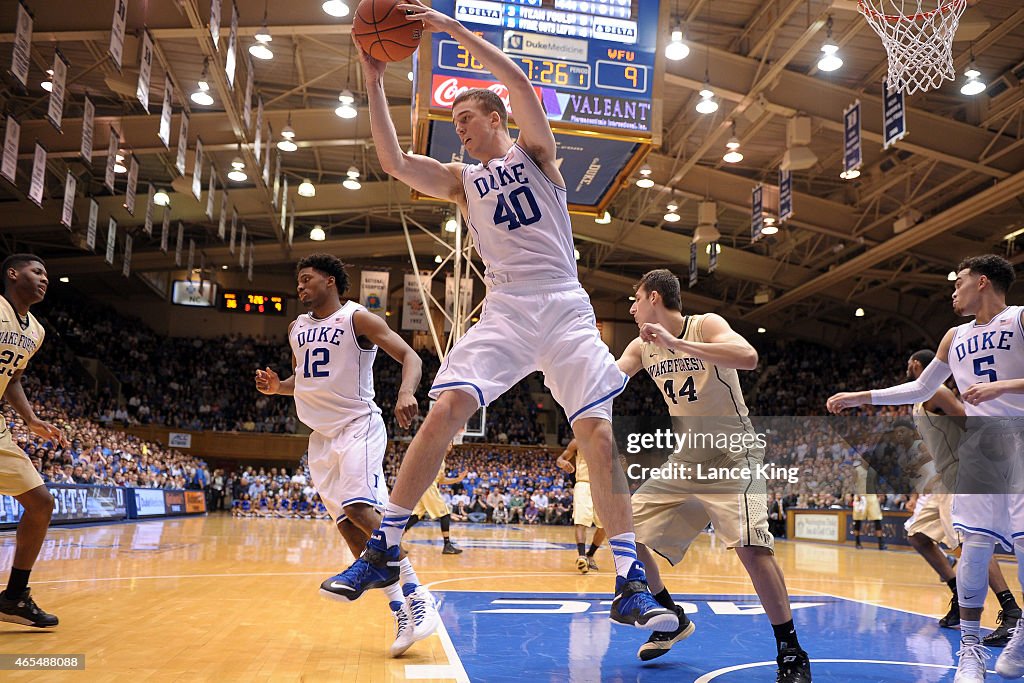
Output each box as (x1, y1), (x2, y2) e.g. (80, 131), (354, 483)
(429, 279), (628, 425)
(306, 412), (389, 522)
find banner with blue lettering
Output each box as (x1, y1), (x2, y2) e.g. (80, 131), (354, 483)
(751, 184), (764, 242)
(779, 169), (793, 223)
(360, 270), (389, 318)
(883, 85), (907, 150)
(688, 243), (697, 289)
(844, 100), (862, 175)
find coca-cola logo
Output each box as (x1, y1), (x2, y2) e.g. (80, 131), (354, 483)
(432, 76), (512, 113)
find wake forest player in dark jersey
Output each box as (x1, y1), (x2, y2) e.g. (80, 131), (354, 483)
(567, 269), (811, 682)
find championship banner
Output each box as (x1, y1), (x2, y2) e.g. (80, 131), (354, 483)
(287, 207), (295, 247)
(270, 144), (280, 203)
(239, 225), (246, 266)
(160, 206), (170, 252)
(247, 241), (254, 282)
(402, 273), (429, 331)
(81, 95), (94, 162)
(137, 30), (154, 111)
(125, 154), (139, 216)
(751, 184), (764, 243)
(280, 177), (288, 228)
(123, 233), (132, 277)
(209, 0), (222, 49)
(192, 137), (203, 201)
(688, 243), (697, 288)
(46, 48), (68, 132)
(1, 115), (18, 185)
(158, 76), (173, 148)
(360, 270), (390, 318)
(109, 0), (127, 71)
(143, 184), (155, 235)
(187, 239), (195, 279)
(262, 124), (272, 186)
(883, 85), (908, 150)
(28, 142), (45, 207)
(254, 96), (263, 163)
(229, 208), (238, 253)
(243, 56), (254, 130)
(87, 199), (98, 250)
(843, 100), (862, 176)
(104, 125), (118, 193)
(218, 189), (228, 239)
(10, 1), (32, 88)
(105, 217), (117, 265)
(225, 0), (238, 89)
(175, 112), (189, 176)
(175, 221), (184, 266)
(779, 168), (793, 223)
(61, 171), (76, 228)
(444, 275), (474, 332)
(206, 169), (216, 220)
(708, 242), (719, 274)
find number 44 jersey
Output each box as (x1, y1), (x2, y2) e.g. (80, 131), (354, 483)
(462, 143), (577, 287)
(288, 301), (382, 438)
(949, 305), (1024, 418)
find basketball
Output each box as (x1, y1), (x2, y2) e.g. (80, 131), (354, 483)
(352, 0), (424, 63)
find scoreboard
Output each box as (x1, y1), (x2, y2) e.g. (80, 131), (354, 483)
(412, 0), (666, 214)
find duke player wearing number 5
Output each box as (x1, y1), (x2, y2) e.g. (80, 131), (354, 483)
(255, 254), (439, 658)
(0, 254), (66, 629)
(326, 0), (677, 633)
(827, 255), (1024, 682)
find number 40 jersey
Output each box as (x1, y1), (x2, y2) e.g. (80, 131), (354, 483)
(288, 301), (381, 438)
(949, 305), (1024, 418)
(462, 143), (577, 286)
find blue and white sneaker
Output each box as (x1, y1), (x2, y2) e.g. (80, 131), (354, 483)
(610, 561), (678, 631)
(319, 530), (400, 602)
(404, 583), (441, 641)
(389, 600), (414, 657)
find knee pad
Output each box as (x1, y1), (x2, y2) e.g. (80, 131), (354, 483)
(958, 533), (996, 609)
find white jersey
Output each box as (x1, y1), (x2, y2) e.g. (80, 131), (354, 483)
(948, 305), (1024, 417)
(288, 301), (381, 437)
(462, 143), (577, 286)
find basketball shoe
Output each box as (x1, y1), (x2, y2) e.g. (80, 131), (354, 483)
(587, 556), (599, 572)
(996, 620), (1024, 678)
(941, 596), (962, 629)
(405, 584), (440, 641)
(389, 600), (414, 657)
(637, 606), (695, 661)
(954, 636), (991, 682)
(0, 589), (58, 628)
(576, 555), (589, 574)
(984, 607), (1020, 646)
(610, 561), (678, 630)
(319, 530), (399, 601)
(442, 541), (463, 555)
(776, 646), (812, 683)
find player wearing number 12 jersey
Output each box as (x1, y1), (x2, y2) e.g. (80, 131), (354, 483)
(324, 0), (675, 634)
(254, 253), (439, 658)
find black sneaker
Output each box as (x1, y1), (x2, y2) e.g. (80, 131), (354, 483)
(0, 589), (58, 628)
(637, 606), (695, 661)
(983, 607), (1021, 646)
(776, 647), (812, 683)
(855, 541), (863, 549)
(442, 542), (463, 555)
(939, 595), (961, 629)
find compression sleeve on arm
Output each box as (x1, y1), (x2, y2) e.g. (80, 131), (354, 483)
(870, 359), (952, 406)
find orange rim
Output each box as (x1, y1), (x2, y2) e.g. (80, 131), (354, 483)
(858, 0), (963, 23)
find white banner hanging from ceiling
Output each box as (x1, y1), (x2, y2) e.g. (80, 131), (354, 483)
(361, 270), (389, 319)
(843, 100), (862, 176)
(225, 0), (238, 89)
(160, 206), (170, 252)
(123, 233), (133, 277)
(106, 217), (117, 265)
(402, 273), (429, 331)
(239, 225), (246, 266)
(254, 96), (263, 164)
(229, 208), (237, 253)
(751, 184), (764, 243)
(209, 0), (222, 49)
(218, 189), (228, 239)
(144, 183), (155, 235)
(444, 276), (473, 331)
(10, 1), (32, 88)
(1, 115), (20, 185)
(28, 141), (46, 207)
(109, 0), (127, 71)
(125, 153), (139, 215)
(61, 171), (76, 229)
(87, 199), (98, 250)
(206, 169), (216, 220)
(175, 112), (189, 175)
(263, 125), (272, 187)
(272, 150), (281, 207)
(81, 95), (94, 162)
(104, 126), (119, 193)
(779, 168), (793, 223)
(187, 238), (195, 277)
(176, 221), (184, 266)
(247, 241), (254, 282)
(192, 137), (203, 201)
(882, 85), (907, 150)
(158, 75), (173, 148)
(243, 57), (254, 130)
(137, 30), (154, 112)
(46, 49), (69, 132)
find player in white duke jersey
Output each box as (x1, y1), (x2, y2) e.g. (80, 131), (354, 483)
(323, 0), (676, 633)
(254, 253), (439, 657)
(899, 349), (1022, 643)
(562, 269), (811, 682)
(827, 254), (1024, 681)
(0, 254), (66, 629)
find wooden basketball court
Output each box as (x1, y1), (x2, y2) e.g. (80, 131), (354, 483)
(0, 515), (1012, 681)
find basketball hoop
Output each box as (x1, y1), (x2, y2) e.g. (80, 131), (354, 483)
(858, 0), (967, 95)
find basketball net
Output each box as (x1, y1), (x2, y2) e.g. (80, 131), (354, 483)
(858, 0), (967, 95)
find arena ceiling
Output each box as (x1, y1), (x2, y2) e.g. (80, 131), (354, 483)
(1, 0), (1023, 347)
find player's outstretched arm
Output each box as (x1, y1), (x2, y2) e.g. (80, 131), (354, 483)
(358, 47), (463, 202)
(401, 1), (556, 163)
(353, 310), (422, 428)
(640, 314), (758, 370)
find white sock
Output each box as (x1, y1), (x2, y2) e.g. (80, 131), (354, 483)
(400, 557), (420, 590)
(380, 503), (413, 548)
(609, 532), (640, 578)
(961, 619), (981, 641)
(383, 581), (404, 608)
